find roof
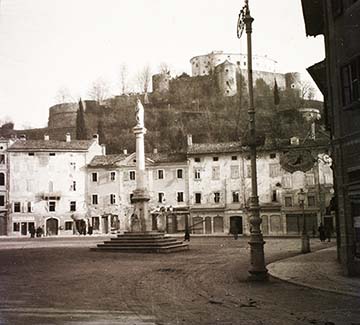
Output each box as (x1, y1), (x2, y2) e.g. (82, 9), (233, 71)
(187, 142), (242, 155)
(89, 152), (187, 168)
(88, 154), (129, 167)
(8, 139), (95, 152)
(301, 0), (324, 37)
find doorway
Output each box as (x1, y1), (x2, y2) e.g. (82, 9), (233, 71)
(46, 218), (58, 236)
(230, 216), (243, 235)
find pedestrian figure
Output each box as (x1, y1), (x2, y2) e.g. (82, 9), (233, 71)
(184, 228), (190, 241)
(325, 224), (332, 242)
(36, 226), (42, 237)
(29, 226), (35, 238)
(233, 229), (238, 240)
(318, 223), (326, 242)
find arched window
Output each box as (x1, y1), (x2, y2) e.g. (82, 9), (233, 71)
(0, 173), (4, 186)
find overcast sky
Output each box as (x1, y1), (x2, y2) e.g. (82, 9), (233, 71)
(0, 0), (324, 129)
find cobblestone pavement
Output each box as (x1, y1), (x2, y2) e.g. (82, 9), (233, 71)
(0, 237), (358, 325)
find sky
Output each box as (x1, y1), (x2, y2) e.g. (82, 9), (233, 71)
(0, 0), (325, 129)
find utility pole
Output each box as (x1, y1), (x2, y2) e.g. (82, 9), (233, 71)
(238, 0), (268, 281)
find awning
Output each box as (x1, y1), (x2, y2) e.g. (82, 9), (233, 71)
(307, 60), (327, 96)
(301, 0), (324, 37)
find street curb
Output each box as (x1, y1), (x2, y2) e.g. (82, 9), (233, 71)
(267, 248), (360, 298)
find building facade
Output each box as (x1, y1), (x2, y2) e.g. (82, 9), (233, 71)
(7, 134), (104, 236)
(302, 0), (360, 275)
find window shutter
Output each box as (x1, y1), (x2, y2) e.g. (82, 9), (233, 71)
(123, 171), (129, 181)
(153, 170), (158, 180)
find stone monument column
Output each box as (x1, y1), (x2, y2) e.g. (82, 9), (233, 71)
(131, 99), (151, 232)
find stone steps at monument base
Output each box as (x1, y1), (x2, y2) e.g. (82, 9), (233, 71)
(91, 232), (189, 253)
(92, 242), (189, 253)
(108, 238), (178, 244)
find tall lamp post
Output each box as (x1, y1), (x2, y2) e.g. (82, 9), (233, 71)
(298, 189), (310, 253)
(237, 0), (268, 281)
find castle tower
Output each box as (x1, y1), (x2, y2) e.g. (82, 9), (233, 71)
(215, 60), (237, 96)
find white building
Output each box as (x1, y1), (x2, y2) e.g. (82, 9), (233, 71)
(7, 134), (104, 236)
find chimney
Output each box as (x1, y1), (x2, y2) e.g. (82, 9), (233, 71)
(44, 134), (50, 141)
(101, 144), (106, 156)
(93, 134), (99, 144)
(153, 148), (158, 154)
(65, 133), (71, 142)
(123, 149), (128, 155)
(19, 134), (26, 141)
(187, 134), (193, 147)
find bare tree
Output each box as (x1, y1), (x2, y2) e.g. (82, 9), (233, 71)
(88, 78), (110, 103)
(119, 63), (129, 95)
(55, 86), (74, 104)
(300, 80), (316, 101)
(136, 65), (152, 93)
(158, 62), (171, 75)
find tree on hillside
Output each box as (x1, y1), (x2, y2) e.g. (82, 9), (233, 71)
(97, 119), (106, 145)
(136, 64), (152, 93)
(158, 62), (171, 75)
(54, 86), (74, 104)
(300, 80), (316, 102)
(119, 63), (129, 95)
(88, 78), (110, 103)
(76, 99), (87, 140)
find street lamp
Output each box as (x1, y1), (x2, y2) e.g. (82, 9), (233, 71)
(298, 189), (310, 253)
(238, 0), (268, 281)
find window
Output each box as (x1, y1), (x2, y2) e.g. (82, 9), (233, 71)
(92, 194), (98, 205)
(230, 166), (239, 179)
(0, 195), (4, 206)
(214, 192), (220, 203)
(49, 201), (56, 212)
(177, 169), (183, 179)
(282, 175), (292, 188)
(0, 173), (4, 186)
(65, 221), (73, 230)
(269, 164), (281, 178)
(14, 202), (21, 213)
(92, 217), (100, 230)
(195, 193), (202, 204)
(110, 194), (116, 205)
(231, 155), (237, 161)
(110, 171), (116, 181)
(285, 196), (293, 207)
(129, 171), (136, 180)
(92, 173), (98, 182)
(27, 202), (32, 213)
(49, 153), (56, 156)
(0, 154), (4, 164)
(308, 195), (316, 207)
(306, 174), (315, 186)
(26, 180), (34, 192)
(212, 166), (220, 180)
(232, 191), (239, 203)
(213, 157), (219, 162)
(272, 190), (278, 202)
(130, 193), (134, 203)
(158, 192), (164, 203)
(13, 222), (20, 232)
(71, 181), (77, 191)
(194, 168), (201, 180)
(177, 192), (184, 202)
(194, 157), (201, 163)
(158, 170), (164, 179)
(341, 56), (360, 107)
(28, 152), (34, 156)
(270, 153), (276, 159)
(70, 201), (76, 212)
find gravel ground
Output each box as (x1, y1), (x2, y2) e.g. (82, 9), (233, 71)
(0, 237), (357, 325)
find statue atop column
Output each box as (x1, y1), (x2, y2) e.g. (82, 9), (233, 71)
(135, 99), (144, 127)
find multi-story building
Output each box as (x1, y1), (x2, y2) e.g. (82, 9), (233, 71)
(86, 150), (189, 235)
(7, 134), (104, 236)
(0, 138), (13, 235)
(186, 136), (333, 236)
(301, 0), (360, 275)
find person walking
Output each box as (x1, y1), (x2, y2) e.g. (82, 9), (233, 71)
(318, 223), (326, 242)
(184, 227), (190, 242)
(325, 224), (332, 242)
